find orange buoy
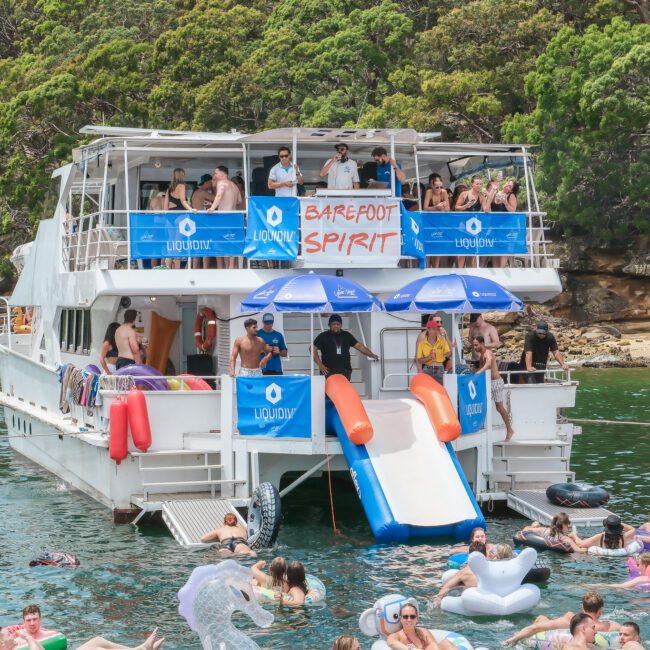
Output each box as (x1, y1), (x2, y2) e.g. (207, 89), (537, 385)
(410, 373), (461, 442)
(194, 307), (217, 351)
(325, 374), (373, 445)
(126, 388), (152, 453)
(109, 397), (128, 464)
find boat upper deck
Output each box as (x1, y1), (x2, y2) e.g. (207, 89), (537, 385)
(33, 127), (555, 289)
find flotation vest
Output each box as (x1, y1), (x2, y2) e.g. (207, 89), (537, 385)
(194, 307), (217, 351)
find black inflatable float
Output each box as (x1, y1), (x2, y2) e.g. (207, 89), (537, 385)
(546, 482), (609, 508)
(513, 530), (573, 553)
(29, 551), (80, 567)
(247, 482), (282, 550)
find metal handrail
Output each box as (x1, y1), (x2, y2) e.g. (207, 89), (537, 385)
(61, 205), (553, 271)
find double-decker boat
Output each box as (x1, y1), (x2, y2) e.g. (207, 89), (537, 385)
(1, 126), (599, 547)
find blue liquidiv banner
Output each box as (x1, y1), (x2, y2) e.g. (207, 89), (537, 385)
(418, 212), (528, 256)
(236, 375), (311, 437)
(244, 196), (299, 260)
(458, 373), (487, 434)
(129, 211), (245, 259)
(400, 205), (426, 268)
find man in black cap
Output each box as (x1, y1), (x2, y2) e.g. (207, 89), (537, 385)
(319, 143), (360, 190)
(519, 320), (568, 384)
(312, 314), (378, 380)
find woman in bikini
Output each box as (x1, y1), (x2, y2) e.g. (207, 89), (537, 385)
(387, 600), (457, 650)
(523, 513), (586, 553)
(252, 557), (288, 593)
(99, 322), (120, 374)
(163, 167), (195, 269)
(423, 176), (451, 268)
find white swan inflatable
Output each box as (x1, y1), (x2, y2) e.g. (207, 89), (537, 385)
(178, 560), (274, 649)
(359, 594), (486, 650)
(441, 547), (540, 616)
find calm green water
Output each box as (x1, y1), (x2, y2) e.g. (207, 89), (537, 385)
(1, 369), (648, 649)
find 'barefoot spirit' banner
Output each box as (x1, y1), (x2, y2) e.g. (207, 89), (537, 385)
(300, 197), (402, 267)
(236, 375), (311, 438)
(129, 211), (245, 259)
(418, 211), (528, 256)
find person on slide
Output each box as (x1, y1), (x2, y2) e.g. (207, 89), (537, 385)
(452, 527), (499, 559)
(387, 601), (457, 650)
(200, 513), (256, 556)
(522, 512), (586, 553)
(504, 591), (620, 646)
(252, 557), (288, 592)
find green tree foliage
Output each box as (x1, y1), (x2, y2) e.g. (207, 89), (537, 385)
(0, 0), (646, 273)
(503, 18), (650, 243)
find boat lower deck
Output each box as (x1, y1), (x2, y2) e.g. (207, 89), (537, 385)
(508, 489), (613, 527)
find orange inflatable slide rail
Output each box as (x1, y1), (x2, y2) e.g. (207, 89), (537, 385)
(410, 373), (461, 442)
(325, 374), (373, 445)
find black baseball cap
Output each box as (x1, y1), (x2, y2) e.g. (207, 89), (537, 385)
(328, 314), (342, 324)
(199, 174), (212, 185)
(334, 143), (348, 150)
(536, 321), (549, 334)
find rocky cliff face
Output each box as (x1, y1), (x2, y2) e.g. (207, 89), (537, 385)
(549, 237), (650, 334)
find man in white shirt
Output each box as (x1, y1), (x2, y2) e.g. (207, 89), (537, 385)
(319, 143), (360, 189)
(268, 146), (303, 197)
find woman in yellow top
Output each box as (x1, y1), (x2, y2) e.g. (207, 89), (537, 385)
(416, 319), (451, 385)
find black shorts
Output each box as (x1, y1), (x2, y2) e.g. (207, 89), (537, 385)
(116, 357), (136, 370)
(262, 370), (283, 376)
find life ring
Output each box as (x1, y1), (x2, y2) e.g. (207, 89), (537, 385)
(194, 307), (217, 352)
(15, 630), (68, 650)
(523, 629), (619, 650)
(546, 482), (609, 508)
(514, 530), (573, 554)
(247, 482), (282, 550)
(29, 551), (80, 567)
(254, 574), (326, 605)
(588, 538), (644, 557)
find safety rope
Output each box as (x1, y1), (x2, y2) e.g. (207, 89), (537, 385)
(325, 440), (340, 535)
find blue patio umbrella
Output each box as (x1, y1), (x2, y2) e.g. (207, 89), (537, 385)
(384, 274), (523, 371)
(241, 273), (383, 313)
(384, 274), (523, 313)
(241, 273), (383, 374)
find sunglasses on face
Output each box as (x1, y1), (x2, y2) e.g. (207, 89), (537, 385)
(433, 320), (442, 324)
(337, 148), (347, 153)
(401, 614), (417, 620)
(279, 154), (290, 158)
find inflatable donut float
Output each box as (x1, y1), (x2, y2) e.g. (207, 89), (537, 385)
(546, 482), (609, 508)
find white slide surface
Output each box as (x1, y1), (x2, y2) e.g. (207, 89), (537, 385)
(362, 399), (477, 527)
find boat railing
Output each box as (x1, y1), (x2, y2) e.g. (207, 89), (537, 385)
(98, 374), (222, 393)
(61, 202), (554, 271)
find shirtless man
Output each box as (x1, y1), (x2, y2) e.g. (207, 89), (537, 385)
(473, 335), (514, 441)
(229, 318), (272, 377)
(207, 165), (242, 269)
(433, 541), (486, 606)
(0, 628), (42, 650)
(564, 613), (597, 650)
(504, 591), (620, 646)
(200, 513), (255, 556)
(115, 310), (142, 370)
(468, 314), (500, 367)
(619, 622), (644, 650)
(191, 174), (215, 269)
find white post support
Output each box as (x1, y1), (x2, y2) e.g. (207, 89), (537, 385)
(220, 374), (235, 497)
(0, 297), (11, 350)
(521, 147), (534, 268)
(484, 378), (493, 493)
(413, 145), (422, 211)
(310, 313), (314, 376)
(124, 140), (131, 271)
(75, 159), (88, 271)
(310, 374), (326, 454)
(250, 450), (260, 492)
(95, 149), (110, 264)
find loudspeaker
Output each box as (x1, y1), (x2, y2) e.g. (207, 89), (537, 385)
(187, 354), (216, 389)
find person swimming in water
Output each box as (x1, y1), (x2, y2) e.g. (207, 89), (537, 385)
(387, 600), (458, 650)
(590, 552), (650, 590)
(274, 561), (316, 607)
(433, 541), (488, 605)
(252, 557), (288, 592)
(522, 513), (586, 553)
(452, 526), (499, 558)
(200, 513), (256, 556)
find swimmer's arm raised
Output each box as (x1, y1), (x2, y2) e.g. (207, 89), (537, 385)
(504, 612), (573, 646)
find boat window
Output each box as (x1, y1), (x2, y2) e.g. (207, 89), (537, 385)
(58, 308), (91, 356)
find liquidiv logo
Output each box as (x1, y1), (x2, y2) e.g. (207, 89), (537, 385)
(167, 215), (211, 253)
(254, 381), (296, 424)
(252, 203), (295, 244)
(464, 378), (484, 416)
(455, 215), (495, 250)
(266, 206), (283, 227)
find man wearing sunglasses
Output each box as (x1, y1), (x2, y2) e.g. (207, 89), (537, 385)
(370, 146), (406, 196)
(268, 146), (303, 197)
(319, 143), (360, 190)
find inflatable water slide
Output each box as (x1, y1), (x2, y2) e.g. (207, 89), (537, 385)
(326, 374), (485, 543)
